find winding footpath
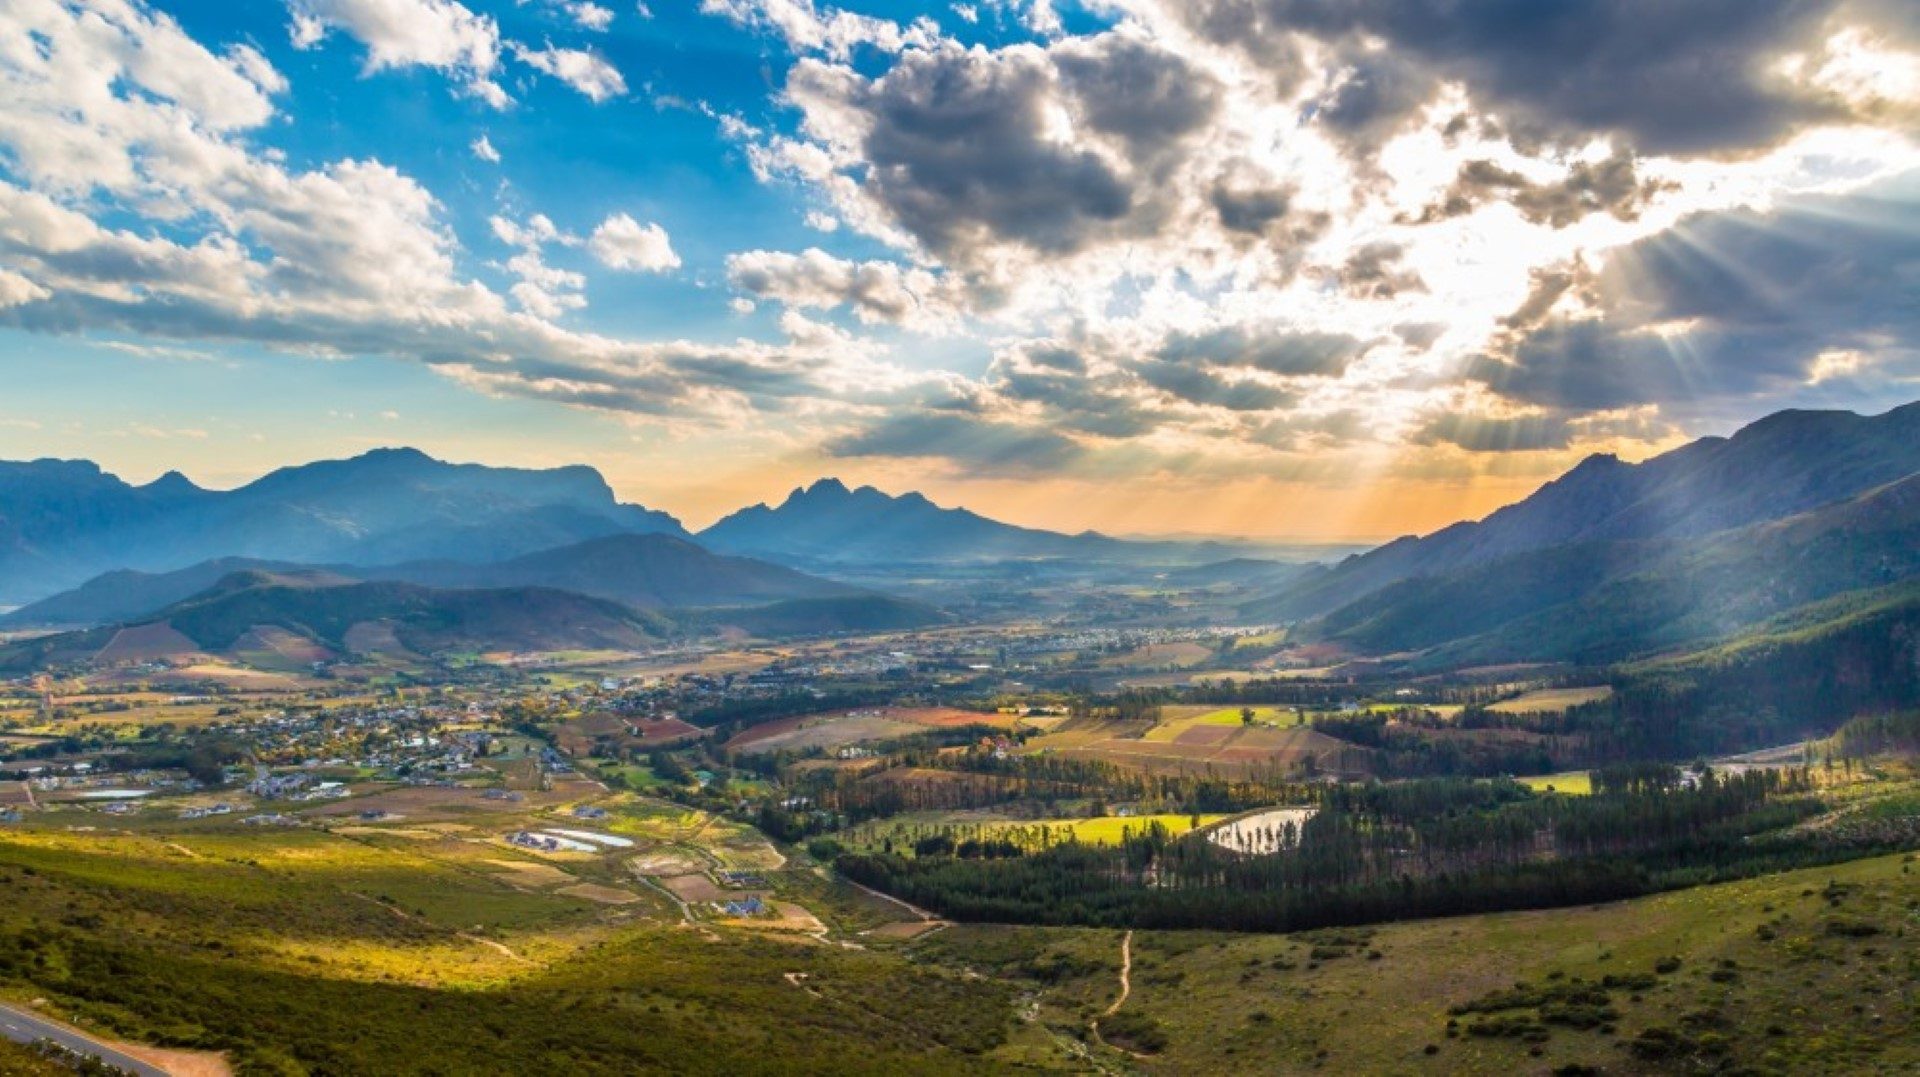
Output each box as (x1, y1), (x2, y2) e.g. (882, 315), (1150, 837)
(1103, 930), (1133, 1017)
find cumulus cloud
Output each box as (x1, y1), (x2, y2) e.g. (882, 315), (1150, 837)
(767, 28), (1259, 272)
(0, 0), (928, 426)
(701, 0), (940, 60)
(6, 0), (1917, 496)
(727, 248), (954, 328)
(589, 214), (680, 271)
(542, 1), (614, 31)
(289, 0), (507, 107)
(0, 269), (50, 309)
(512, 43), (626, 101)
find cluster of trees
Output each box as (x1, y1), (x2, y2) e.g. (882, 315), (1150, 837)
(1831, 710), (1920, 759)
(837, 771), (1835, 933)
(1306, 711), (1563, 777)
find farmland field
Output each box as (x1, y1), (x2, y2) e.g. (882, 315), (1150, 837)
(846, 812), (1231, 855)
(1487, 686), (1614, 714)
(726, 706), (1009, 755)
(1515, 771), (1594, 795)
(1141, 705), (1305, 743)
(1022, 715), (1359, 777)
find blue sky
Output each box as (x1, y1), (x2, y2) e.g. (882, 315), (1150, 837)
(0, 1), (1915, 538)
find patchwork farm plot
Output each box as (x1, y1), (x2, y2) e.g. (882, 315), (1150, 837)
(1487, 686), (1614, 714)
(1022, 713), (1358, 777)
(725, 705), (1010, 755)
(554, 711), (703, 757)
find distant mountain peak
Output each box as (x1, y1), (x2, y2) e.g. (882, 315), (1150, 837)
(0, 447), (688, 605)
(1247, 397), (1920, 625)
(702, 474), (1160, 566)
(142, 470), (205, 496)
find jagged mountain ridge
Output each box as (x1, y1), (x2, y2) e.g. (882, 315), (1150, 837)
(0, 448), (687, 604)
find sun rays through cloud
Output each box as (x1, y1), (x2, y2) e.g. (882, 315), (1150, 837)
(0, 0), (1913, 540)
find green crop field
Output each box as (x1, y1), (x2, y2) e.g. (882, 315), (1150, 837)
(1487, 687), (1615, 715)
(1191, 705), (1303, 727)
(1515, 771), (1593, 795)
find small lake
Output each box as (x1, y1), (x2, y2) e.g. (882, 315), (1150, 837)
(1208, 807), (1317, 854)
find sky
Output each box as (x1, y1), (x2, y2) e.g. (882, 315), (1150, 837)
(0, 0), (1916, 541)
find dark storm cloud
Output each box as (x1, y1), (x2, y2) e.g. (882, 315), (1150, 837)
(988, 343), (1167, 437)
(824, 410), (1087, 472)
(799, 32), (1222, 261)
(1053, 34), (1223, 161)
(1132, 359), (1298, 411)
(1177, 0), (1914, 156)
(856, 48), (1128, 254)
(1209, 180), (1292, 235)
(1156, 327), (1371, 377)
(1470, 173), (1920, 412)
(1312, 49), (1437, 154)
(1415, 149), (1673, 228)
(1334, 241), (1427, 299)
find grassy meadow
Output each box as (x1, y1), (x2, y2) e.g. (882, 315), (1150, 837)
(926, 850), (1920, 1074)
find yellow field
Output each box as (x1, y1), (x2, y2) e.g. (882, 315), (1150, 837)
(1486, 686), (1614, 714)
(861, 813), (1233, 853)
(1141, 706), (1302, 742)
(1000, 814), (1228, 845)
(1516, 771), (1593, 795)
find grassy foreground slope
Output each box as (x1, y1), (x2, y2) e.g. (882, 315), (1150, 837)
(0, 824), (1014, 1076)
(0, 789), (1912, 1075)
(930, 850), (1918, 1074)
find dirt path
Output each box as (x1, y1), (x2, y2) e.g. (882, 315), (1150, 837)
(1087, 930), (1151, 1062)
(840, 874), (944, 925)
(346, 892), (531, 964)
(20, 781), (36, 810)
(1103, 930), (1133, 1017)
(631, 872), (695, 922)
(165, 842), (200, 859)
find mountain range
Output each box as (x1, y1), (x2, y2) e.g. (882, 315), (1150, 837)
(0, 571), (675, 672)
(0, 545), (950, 671)
(0, 447), (685, 604)
(9, 401), (1920, 671)
(0, 452), (1259, 610)
(0, 533), (864, 629)
(698, 477), (1242, 567)
(1252, 403), (1920, 666)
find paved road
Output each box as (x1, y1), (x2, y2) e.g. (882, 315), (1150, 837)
(0, 1002), (168, 1076)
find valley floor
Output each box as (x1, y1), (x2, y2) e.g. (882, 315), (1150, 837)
(0, 806), (1913, 1074)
